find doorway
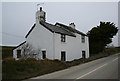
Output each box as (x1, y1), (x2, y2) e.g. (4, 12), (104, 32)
(42, 51), (46, 59)
(61, 51), (66, 61)
(82, 51), (86, 58)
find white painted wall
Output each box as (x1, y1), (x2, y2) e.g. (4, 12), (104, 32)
(118, 2), (120, 47)
(26, 23), (89, 61)
(26, 23), (54, 60)
(118, 30), (120, 47)
(54, 33), (89, 61)
(13, 44), (25, 60)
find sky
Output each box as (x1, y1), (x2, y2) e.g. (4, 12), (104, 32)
(1, 2), (119, 46)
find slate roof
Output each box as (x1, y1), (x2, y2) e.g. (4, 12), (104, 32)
(55, 22), (87, 36)
(25, 21), (86, 38)
(40, 21), (76, 37)
(14, 41), (26, 49)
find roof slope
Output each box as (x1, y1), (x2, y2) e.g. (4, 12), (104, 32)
(14, 41), (26, 49)
(25, 24), (36, 38)
(40, 21), (76, 37)
(55, 22), (86, 36)
(25, 21), (86, 38)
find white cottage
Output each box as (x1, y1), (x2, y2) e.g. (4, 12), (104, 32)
(13, 7), (89, 61)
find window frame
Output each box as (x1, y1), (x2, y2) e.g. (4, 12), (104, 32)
(61, 34), (66, 42)
(81, 35), (85, 43)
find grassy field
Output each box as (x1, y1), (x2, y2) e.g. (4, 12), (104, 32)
(1, 46), (120, 80)
(1, 46), (16, 59)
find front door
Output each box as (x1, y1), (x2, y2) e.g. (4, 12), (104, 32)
(42, 51), (46, 59)
(82, 51), (86, 58)
(61, 51), (66, 61)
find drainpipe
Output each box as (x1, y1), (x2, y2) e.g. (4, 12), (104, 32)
(53, 32), (55, 59)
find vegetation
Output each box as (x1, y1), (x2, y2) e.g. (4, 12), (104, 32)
(2, 46), (120, 80)
(105, 47), (120, 55)
(87, 21), (118, 55)
(1, 46), (16, 59)
(22, 43), (41, 59)
(2, 58), (67, 80)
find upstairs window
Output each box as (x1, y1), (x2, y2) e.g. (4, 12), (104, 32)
(61, 34), (66, 42)
(81, 35), (85, 43)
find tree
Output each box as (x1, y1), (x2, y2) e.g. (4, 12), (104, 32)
(87, 21), (118, 55)
(22, 43), (41, 59)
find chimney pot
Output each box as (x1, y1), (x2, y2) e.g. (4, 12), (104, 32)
(40, 7), (42, 11)
(69, 22), (75, 29)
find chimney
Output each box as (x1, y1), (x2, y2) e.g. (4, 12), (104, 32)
(39, 7), (46, 22)
(69, 23), (75, 29)
(36, 7), (46, 23)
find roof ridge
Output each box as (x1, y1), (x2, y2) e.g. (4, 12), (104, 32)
(55, 22), (86, 36)
(56, 24), (76, 35)
(40, 21), (76, 37)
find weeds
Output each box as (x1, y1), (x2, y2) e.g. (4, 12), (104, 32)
(2, 58), (67, 80)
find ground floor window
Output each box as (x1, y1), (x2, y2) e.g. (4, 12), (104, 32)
(17, 50), (21, 58)
(82, 51), (86, 58)
(61, 51), (66, 61)
(42, 51), (46, 59)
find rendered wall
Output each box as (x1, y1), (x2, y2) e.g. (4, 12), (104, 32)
(54, 33), (89, 61)
(26, 23), (54, 60)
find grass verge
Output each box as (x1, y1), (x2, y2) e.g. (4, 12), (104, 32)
(2, 58), (67, 80)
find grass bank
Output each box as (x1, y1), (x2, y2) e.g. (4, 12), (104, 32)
(2, 58), (67, 80)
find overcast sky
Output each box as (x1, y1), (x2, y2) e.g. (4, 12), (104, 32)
(1, 2), (118, 46)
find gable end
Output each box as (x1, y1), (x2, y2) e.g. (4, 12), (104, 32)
(25, 24), (36, 38)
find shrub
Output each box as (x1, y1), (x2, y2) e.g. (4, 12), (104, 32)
(26, 58), (37, 61)
(2, 57), (68, 80)
(1, 46), (15, 59)
(3, 57), (15, 62)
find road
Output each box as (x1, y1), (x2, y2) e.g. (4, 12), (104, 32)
(24, 53), (119, 80)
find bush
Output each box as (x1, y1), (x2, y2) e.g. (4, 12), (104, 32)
(105, 47), (120, 55)
(1, 46), (15, 59)
(3, 57), (15, 62)
(26, 58), (37, 61)
(2, 58), (67, 80)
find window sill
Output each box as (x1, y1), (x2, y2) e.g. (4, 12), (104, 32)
(61, 42), (66, 44)
(82, 42), (85, 43)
